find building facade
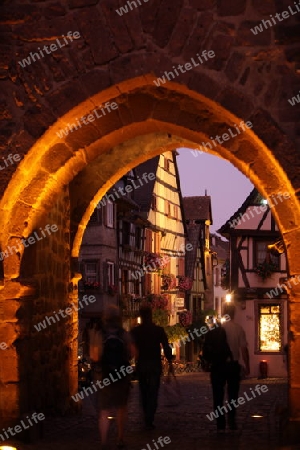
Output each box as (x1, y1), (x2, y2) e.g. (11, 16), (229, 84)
(219, 189), (288, 378)
(210, 233), (230, 317)
(133, 151), (187, 330)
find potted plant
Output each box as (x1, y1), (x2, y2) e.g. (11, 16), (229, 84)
(83, 280), (101, 290)
(178, 276), (193, 291)
(254, 260), (278, 280)
(178, 310), (193, 327)
(161, 273), (176, 290)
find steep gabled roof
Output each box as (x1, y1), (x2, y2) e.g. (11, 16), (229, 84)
(182, 196), (212, 287)
(132, 153), (187, 236)
(182, 196), (213, 224)
(218, 188), (263, 236)
(132, 156), (160, 213)
(210, 234), (229, 260)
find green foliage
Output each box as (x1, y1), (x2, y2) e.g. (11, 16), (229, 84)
(152, 309), (169, 327)
(164, 323), (188, 343)
(254, 261), (278, 280)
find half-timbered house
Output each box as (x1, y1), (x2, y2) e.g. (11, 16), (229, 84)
(219, 188), (288, 377)
(133, 151), (187, 331)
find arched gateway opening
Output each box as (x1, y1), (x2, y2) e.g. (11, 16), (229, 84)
(0, 78), (299, 433)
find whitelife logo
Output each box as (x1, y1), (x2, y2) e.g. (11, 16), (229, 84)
(0, 153), (21, 170)
(288, 90), (300, 106)
(153, 50), (215, 87)
(0, 224), (58, 262)
(115, 0), (150, 16)
(170, 314), (231, 350)
(206, 384), (269, 422)
(97, 172), (155, 208)
(266, 274), (300, 299)
(228, 192), (291, 228)
(250, 1), (300, 35)
(18, 31), (81, 68)
(141, 436), (171, 450)
(190, 121), (253, 158)
(72, 364), (134, 402)
(0, 412), (45, 442)
(56, 101), (118, 139)
(34, 295), (97, 332)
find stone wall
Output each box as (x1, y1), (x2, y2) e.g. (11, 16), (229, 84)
(0, 185), (73, 426)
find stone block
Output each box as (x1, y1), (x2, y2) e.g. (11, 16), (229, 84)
(46, 80), (88, 117)
(182, 13), (214, 61)
(251, 0), (277, 15)
(127, 92), (157, 122)
(73, 7), (118, 65)
(152, 0), (183, 48)
(225, 52), (246, 82)
(23, 106), (56, 139)
(139, 0), (162, 35)
(43, 2), (67, 17)
(189, 0), (216, 10)
(68, 0), (98, 7)
(217, 0), (247, 16)
(0, 347), (19, 382)
(100, 0), (134, 54)
(237, 21), (272, 46)
(275, 25), (300, 45)
(217, 86), (254, 117)
(168, 8), (197, 57)
(0, 323), (18, 348)
(79, 69), (111, 98)
(0, 5), (40, 24)
(207, 34), (235, 71)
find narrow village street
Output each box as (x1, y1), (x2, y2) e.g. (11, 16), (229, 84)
(9, 372), (291, 450)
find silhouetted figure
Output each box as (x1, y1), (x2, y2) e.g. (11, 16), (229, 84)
(203, 304), (249, 431)
(87, 306), (133, 449)
(131, 304), (173, 430)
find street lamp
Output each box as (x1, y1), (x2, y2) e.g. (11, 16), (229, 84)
(225, 293), (232, 302)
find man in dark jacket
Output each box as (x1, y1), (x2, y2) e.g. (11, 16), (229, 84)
(131, 304), (173, 429)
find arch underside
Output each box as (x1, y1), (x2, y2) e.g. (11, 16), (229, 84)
(0, 78), (299, 278)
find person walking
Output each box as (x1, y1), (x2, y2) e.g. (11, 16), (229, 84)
(91, 306), (133, 449)
(131, 304), (173, 430)
(203, 303), (250, 432)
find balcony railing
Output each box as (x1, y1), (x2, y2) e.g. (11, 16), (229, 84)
(120, 294), (141, 316)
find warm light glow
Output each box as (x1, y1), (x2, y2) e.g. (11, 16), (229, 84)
(259, 304), (281, 351)
(0, 447), (18, 450)
(107, 416), (114, 420)
(251, 415), (264, 418)
(225, 293), (232, 302)
(137, 316), (141, 324)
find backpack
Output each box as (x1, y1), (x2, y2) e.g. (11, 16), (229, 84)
(202, 326), (233, 369)
(101, 329), (129, 373)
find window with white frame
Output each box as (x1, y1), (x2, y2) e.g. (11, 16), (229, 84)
(84, 261), (98, 283)
(107, 261), (115, 286)
(258, 303), (282, 352)
(106, 202), (114, 228)
(254, 240), (280, 268)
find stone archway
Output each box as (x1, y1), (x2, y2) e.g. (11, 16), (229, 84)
(0, 78), (300, 432)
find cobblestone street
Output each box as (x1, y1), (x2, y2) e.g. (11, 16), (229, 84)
(6, 372), (296, 450)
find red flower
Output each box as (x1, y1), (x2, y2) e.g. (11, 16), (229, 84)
(178, 276), (193, 291)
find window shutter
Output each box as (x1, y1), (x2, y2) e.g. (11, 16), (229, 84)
(103, 261), (108, 291)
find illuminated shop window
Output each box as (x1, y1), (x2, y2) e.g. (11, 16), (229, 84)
(259, 304), (281, 351)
